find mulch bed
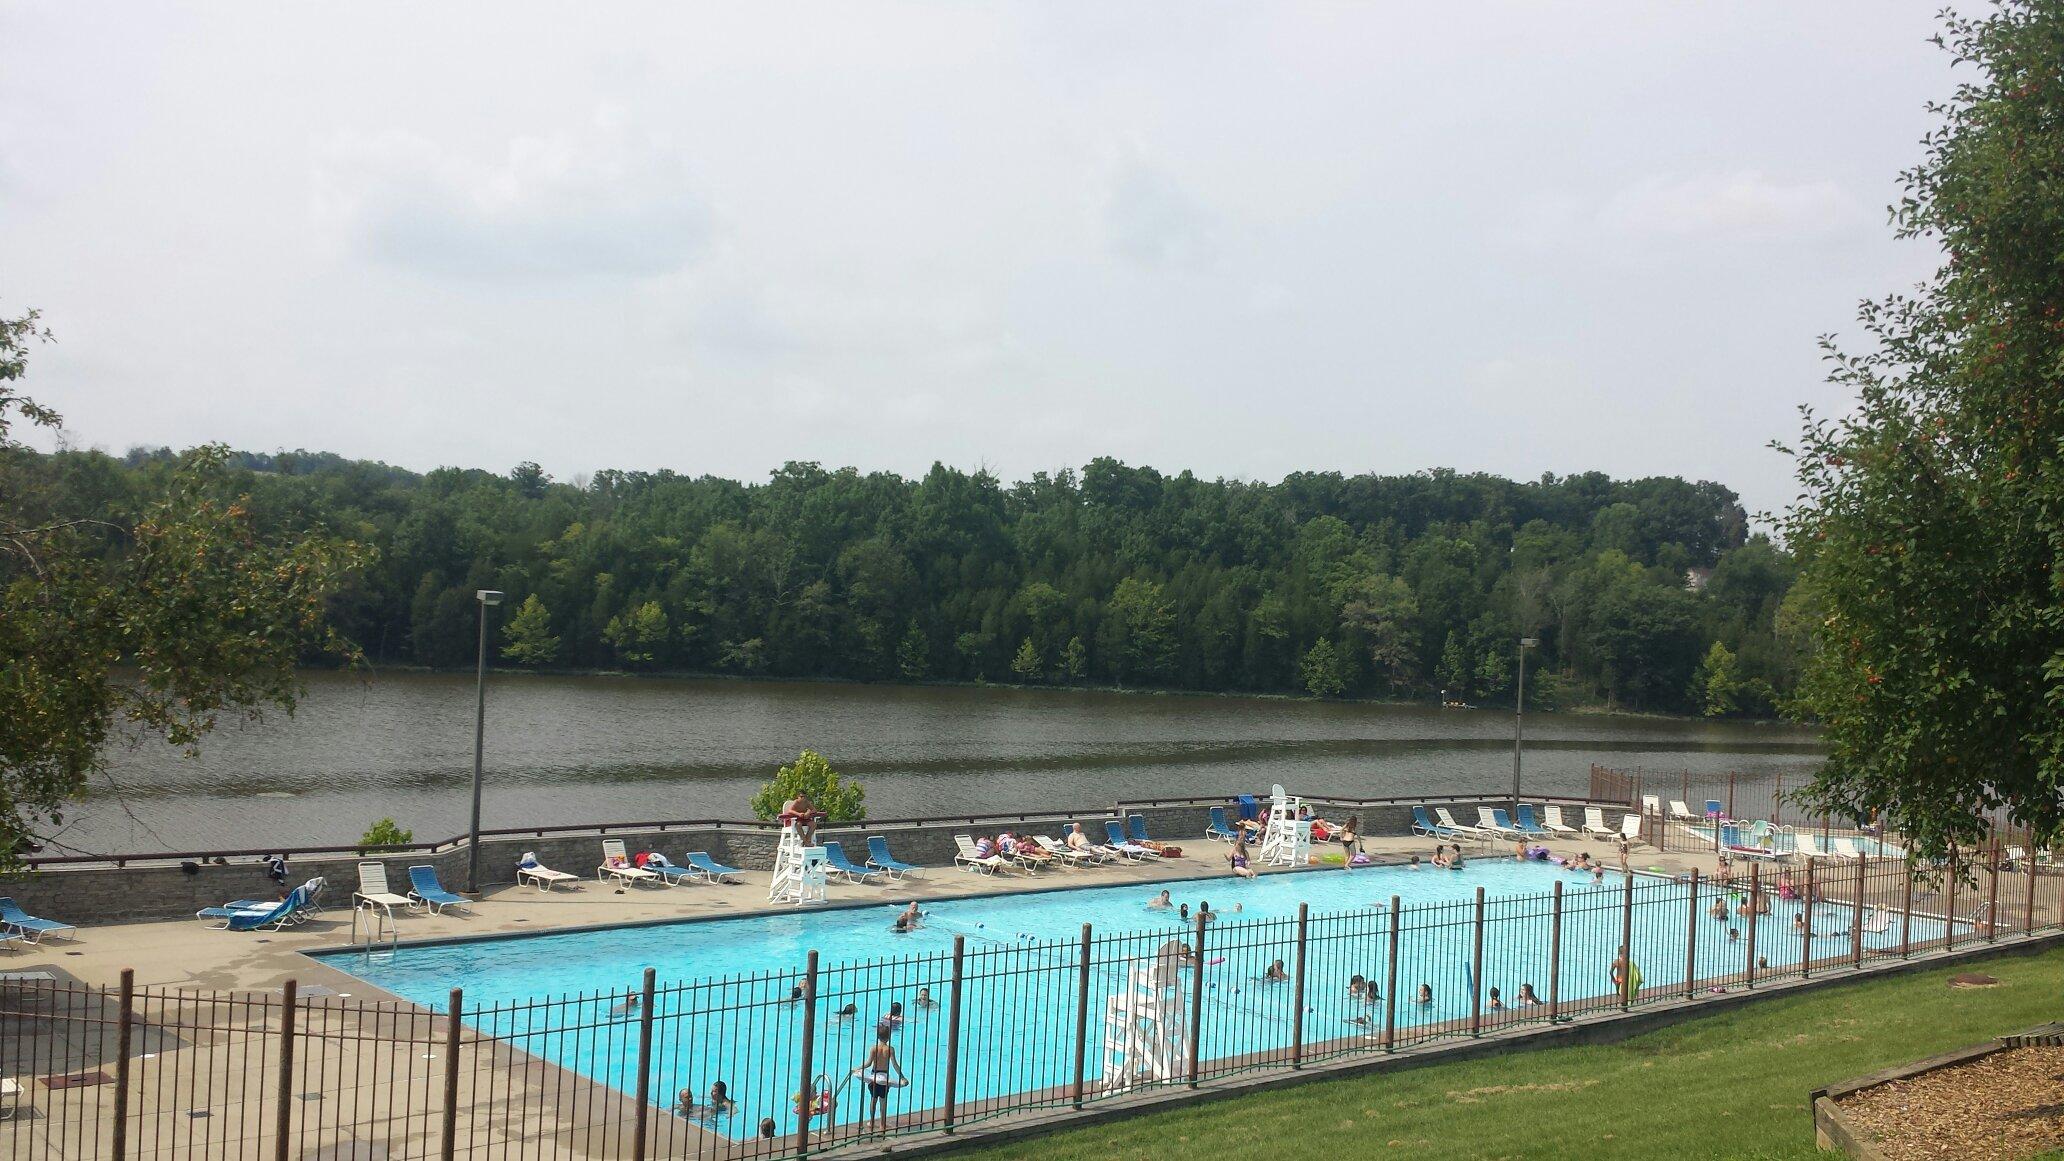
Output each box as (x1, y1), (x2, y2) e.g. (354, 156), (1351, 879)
(1837, 1045), (2064, 1160)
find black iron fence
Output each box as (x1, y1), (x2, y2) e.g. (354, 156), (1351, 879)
(6, 850), (2060, 1159)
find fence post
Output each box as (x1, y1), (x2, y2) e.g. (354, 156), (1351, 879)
(2028, 848), (2041, 936)
(1802, 861), (1816, 978)
(112, 969), (134, 1161)
(1468, 888), (1486, 1036)
(1382, 896), (1401, 1050)
(796, 952), (819, 1156)
(1852, 858), (1866, 969)
(1901, 859), (1915, 957)
(1727, 772), (1736, 821)
(1684, 869), (1700, 1001)
(1987, 842), (2002, 941)
(1290, 904), (1309, 1068)
(1187, 913), (1207, 1087)
(1548, 881), (1563, 1021)
(1745, 864), (1760, 989)
(441, 988), (463, 1161)
(275, 978), (298, 1161)
(1946, 851), (1958, 950)
(943, 937), (964, 1133)
(1071, 924), (1091, 1109)
(632, 968), (656, 1161)
(1618, 874), (1634, 1010)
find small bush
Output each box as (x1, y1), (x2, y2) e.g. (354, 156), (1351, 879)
(749, 750), (865, 823)
(360, 818), (413, 847)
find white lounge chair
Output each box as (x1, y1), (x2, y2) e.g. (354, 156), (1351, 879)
(1434, 808), (1484, 838)
(598, 839), (663, 888)
(1474, 806), (1520, 839)
(1790, 831), (1824, 858)
(1581, 808), (1614, 839)
(516, 855), (580, 892)
(1541, 806), (1578, 835)
(953, 835), (1007, 874)
(353, 862), (414, 919)
(1642, 795), (1661, 816)
(1832, 837), (1864, 860)
(1670, 800), (1695, 821)
(1036, 835), (1091, 867)
(1620, 813), (1645, 844)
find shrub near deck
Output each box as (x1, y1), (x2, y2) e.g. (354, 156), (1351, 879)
(936, 946), (2064, 1161)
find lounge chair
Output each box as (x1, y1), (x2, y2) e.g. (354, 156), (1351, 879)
(1004, 839), (1053, 874)
(1619, 813), (1644, 844)
(217, 877), (324, 925)
(1704, 800), (1726, 820)
(1790, 831), (1824, 858)
(1513, 805), (1550, 838)
(407, 866), (471, 914)
(598, 839), (664, 888)
(1036, 835), (1090, 867)
(1205, 806), (1239, 842)
(865, 836), (922, 879)
(1058, 832), (1120, 864)
(1411, 805), (1454, 838)
(1477, 807), (1521, 839)
(821, 841), (887, 884)
(1103, 821), (1156, 861)
(637, 854), (706, 886)
(2006, 845), (2030, 870)
(1642, 795), (1661, 816)
(198, 885), (309, 932)
(1126, 814), (1169, 853)
(0, 898), (75, 944)
(1541, 805), (1578, 835)
(516, 856), (581, 892)
(1434, 808), (1483, 838)
(684, 852), (744, 883)
(953, 835), (1008, 873)
(1670, 800), (1695, 821)
(352, 862), (416, 919)
(1832, 837), (1864, 860)
(1581, 808), (1614, 839)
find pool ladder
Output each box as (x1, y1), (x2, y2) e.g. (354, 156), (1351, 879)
(349, 903), (401, 958)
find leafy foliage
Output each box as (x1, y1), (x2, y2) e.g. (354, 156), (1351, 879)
(0, 308), (368, 867)
(748, 749), (865, 823)
(1783, 2), (2064, 857)
(500, 593), (560, 666)
(359, 818), (413, 847)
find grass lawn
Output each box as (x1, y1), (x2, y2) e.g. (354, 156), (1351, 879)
(937, 944), (2064, 1161)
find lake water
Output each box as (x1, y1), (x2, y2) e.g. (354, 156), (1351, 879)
(67, 672), (1822, 855)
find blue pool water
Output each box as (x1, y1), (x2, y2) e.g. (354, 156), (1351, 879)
(314, 861), (1947, 1140)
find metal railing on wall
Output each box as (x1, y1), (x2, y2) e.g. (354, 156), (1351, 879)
(4, 845), (2057, 1160)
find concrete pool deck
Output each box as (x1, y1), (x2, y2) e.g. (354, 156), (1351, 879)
(11, 832), (1720, 997)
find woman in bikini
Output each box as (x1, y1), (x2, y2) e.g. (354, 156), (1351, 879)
(1229, 835), (1258, 880)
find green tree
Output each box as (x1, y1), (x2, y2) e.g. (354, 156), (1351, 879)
(1101, 576), (1176, 683)
(1299, 638), (1350, 698)
(1784, 2), (2064, 856)
(1337, 572), (1419, 691)
(0, 309), (368, 869)
(1009, 637), (1043, 682)
(1434, 631), (1470, 698)
(603, 600), (668, 667)
(896, 622), (930, 679)
(1059, 636), (1088, 683)
(500, 594), (561, 666)
(359, 818), (413, 847)
(749, 749), (865, 823)
(1691, 641), (1744, 718)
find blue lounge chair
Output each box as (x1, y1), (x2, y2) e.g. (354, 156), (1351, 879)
(198, 885), (307, 932)
(821, 841), (885, 884)
(1410, 806), (1456, 839)
(635, 854), (705, 886)
(0, 898), (75, 943)
(1514, 805), (1550, 838)
(866, 836), (921, 879)
(1105, 820), (1156, 860)
(406, 866), (471, 914)
(1205, 806), (1239, 842)
(1489, 808), (1525, 838)
(1126, 814), (1162, 849)
(684, 852), (743, 883)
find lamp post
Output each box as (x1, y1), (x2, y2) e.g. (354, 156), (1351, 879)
(1512, 637), (1538, 819)
(465, 589), (504, 894)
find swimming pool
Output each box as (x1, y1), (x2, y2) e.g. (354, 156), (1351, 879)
(313, 861), (1950, 1143)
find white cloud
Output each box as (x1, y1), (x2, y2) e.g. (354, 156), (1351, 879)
(312, 114), (709, 279)
(1599, 170), (1858, 240)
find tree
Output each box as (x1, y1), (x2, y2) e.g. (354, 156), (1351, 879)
(501, 594), (560, 666)
(1299, 638), (1350, 698)
(1691, 641), (1744, 718)
(1009, 637), (1043, 682)
(1434, 631), (1470, 698)
(1059, 636), (1088, 683)
(1, 308), (368, 868)
(1101, 576), (1176, 683)
(1337, 572), (1419, 691)
(603, 600), (668, 667)
(749, 749), (865, 822)
(1784, 3), (2064, 857)
(360, 818), (413, 847)
(896, 622), (929, 679)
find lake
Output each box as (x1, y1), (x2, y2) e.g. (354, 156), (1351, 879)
(66, 672), (1823, 855)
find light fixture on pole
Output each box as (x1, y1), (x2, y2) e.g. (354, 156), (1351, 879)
(1512, 637), (1538, 820)
(465, 589), (504, 895)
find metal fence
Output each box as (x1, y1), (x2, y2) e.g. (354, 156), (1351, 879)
(6, 849), (2061, 1160)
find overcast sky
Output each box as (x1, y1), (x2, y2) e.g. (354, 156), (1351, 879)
(0, 2), (1950, 519)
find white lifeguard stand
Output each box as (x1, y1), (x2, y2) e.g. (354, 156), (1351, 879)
(1259, 783), (1312, 867)
(1099, 954), (1187, 1092)
(768, 824), (829, 906)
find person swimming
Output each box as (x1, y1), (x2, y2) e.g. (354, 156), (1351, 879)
(1516, 982), (1541, 1006)
(1414, 983), (1434, 1005)
(914, 986), (938, 1010)
(1148, 889), (1173, 910)
(1264, 958), (1288, 982)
